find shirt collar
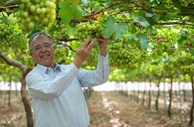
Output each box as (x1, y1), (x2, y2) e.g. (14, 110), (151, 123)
(36, 63), (61, 74)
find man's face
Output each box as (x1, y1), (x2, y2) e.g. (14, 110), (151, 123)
(30, 35), (55, 68)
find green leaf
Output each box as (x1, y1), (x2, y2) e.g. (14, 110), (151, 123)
(145, 12), (154, 17)
(115, 23), (128, 39)
(172, 0), (182, 8)
(178, 37), (186, 45)
(133, 16), (150, 27)
(102, 17), (128, 39)
(150, 0), (160, 5)
(75, 5), (83, 18)
(167, 8), (180, 17)
(71, 0), (80, 4)
(128, 34), (138, 41)
(178, 30), (187, 45)
(138, 33), (149, 50)
(102, 17), (116, 38)
(191, 50), (194, 56)
(59, 1), (83, 26)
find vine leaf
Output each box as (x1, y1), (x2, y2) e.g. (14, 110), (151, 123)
(167, 8), (180, 17)
(129, 34), (138, 41)
(71, 0), (80, 4)
(115, 23), (128, 39)
(191, 50), (194, 56)
(102, 17), (128, 39)
(59, 1), (83, 27)
(178, 30), (187, 45)
(133, 16), (150, 27)
(172, 0), (182, 8)
(138, 33), (149, 50)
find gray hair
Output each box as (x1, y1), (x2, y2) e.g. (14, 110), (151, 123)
(28, 31), (53, 51)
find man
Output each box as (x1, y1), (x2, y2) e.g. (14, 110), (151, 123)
(25, 31), (110, 127)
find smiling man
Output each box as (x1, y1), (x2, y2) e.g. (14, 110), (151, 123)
(29, 33), (55, 68)
(25, 32), (110, 127)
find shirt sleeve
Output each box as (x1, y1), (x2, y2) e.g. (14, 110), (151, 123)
(25, 63), (79, 99)
(78, 54), (110, 87)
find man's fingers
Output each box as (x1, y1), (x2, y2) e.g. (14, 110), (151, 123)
(87, 38), (97, 51)
(82, 36), (91, 47)
(98, 38), (107, 43)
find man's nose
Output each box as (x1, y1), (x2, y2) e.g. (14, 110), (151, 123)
(40, 46), (47, 52)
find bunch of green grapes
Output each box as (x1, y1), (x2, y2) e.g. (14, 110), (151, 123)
(177, 52), (194, 66)
(184, 40), (194, 47)
(0, 15), (26, 51)
(82, 47), (98, 69)
(177, 53), (194, 75)
(17, 0), (56, 31)
(47, 21), (67, 38)
(180, 65), (194, 76)
(108, 41), (140, 69)
(54, 44), (71, 64)
(75, 20), (103, 42)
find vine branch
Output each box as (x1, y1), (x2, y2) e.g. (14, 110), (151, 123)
(83, 1), (127, 19)
(0, 51), (27, 73)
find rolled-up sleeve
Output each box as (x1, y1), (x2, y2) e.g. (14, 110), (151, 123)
(26, 63), (79, 99)
(78, 54), (110, 87)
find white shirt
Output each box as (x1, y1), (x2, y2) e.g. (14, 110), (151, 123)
(25, 54), (109, 127)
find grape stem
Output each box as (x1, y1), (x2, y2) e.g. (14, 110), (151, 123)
(58, 42), (76, 52)
(0, 1), (19, 12)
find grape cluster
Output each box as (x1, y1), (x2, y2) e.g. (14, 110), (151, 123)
(82, 47), (98, 68)
(184, 40), (194, 47)
(54, 44), (71, 64)
(47, 21), (67, 38)
(75, 20), (103, 42)
(0, 17), (26, 51)
(108, 41), (140, 69)
(17, 0), (56, 31)
(178, 53), (194, 75)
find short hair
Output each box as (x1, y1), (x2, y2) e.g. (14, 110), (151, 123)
(28, 31), (53, 50)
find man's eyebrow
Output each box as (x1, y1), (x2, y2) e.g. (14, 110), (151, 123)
(33, 42), (52, 47)
(34, 45), (42, 47)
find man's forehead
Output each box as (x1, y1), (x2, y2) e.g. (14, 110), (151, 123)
(31, 35), (50, 44)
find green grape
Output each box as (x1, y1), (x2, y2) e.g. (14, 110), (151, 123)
(107, 41), (140, 69)
(17, 0), (57, 32)
(54, 44), (71, 64)
(0, 12), (27, 51)
(75, 20), (103, 41)
(83, 48), (98, 68)
(46, 21), (67, 38)
(178, 53), (194, 75)
(46, 1), (56, 9)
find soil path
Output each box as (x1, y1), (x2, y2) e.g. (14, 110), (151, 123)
(88, 91), (189, 127)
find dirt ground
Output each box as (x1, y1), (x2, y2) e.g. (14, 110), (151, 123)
(88, 91), (190, 127)
(0, 91), (192, 127)
(0, 92), (26, 127)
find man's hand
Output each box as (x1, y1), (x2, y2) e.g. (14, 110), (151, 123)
(98, 36), (108, 56)
(73, 36), (97, 68)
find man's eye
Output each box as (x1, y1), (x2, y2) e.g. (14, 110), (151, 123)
(44, 43), (51, 48)
(34, 46), (42, 50)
